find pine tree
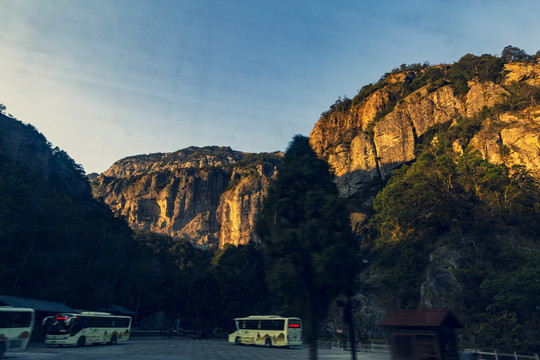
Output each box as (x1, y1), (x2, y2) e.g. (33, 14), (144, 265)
(256, 135), (357, 360)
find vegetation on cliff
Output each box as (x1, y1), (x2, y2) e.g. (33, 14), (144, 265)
(321, 46), (538, 121)
(365, 149), (540, 349)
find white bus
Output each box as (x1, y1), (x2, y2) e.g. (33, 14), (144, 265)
(43, 312), (131, 347)
(0, 307), (35, 357)
(229, 315), (302, 347)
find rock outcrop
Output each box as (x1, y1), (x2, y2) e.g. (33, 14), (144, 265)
(91, 147), (282, 248)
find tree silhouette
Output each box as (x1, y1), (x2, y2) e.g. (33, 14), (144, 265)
(257, 135), (356, 360)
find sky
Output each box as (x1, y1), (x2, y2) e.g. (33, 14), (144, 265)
(0, 0), (539, 174)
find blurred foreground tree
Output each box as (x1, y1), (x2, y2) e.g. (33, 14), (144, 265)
(257, 135), (357, 360)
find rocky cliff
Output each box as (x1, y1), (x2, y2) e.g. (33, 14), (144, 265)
(310, 59), (540, 201)
(91, 57), (540, 251)
(91, 147), (282, 248)
(307, 54), (540, 329)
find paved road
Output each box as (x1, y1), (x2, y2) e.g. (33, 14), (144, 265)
(6, 338), (391, 360)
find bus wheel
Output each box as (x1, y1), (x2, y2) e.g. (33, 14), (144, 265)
(265, 338), (272, 348)
(235, 336), (241, 345)
(109, 335), (117, 345)
(77, 336), (86, 347)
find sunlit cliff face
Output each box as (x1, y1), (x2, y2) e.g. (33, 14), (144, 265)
(310, 61), (540, 198)
(91, 148), (282, 248)
(91, 61), (540, 250)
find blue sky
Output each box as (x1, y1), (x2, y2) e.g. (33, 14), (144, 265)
(0, 0), (539, 174)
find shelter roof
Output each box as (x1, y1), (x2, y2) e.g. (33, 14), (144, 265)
(0, 295), (76, 313)
(97, 305), (135, 315)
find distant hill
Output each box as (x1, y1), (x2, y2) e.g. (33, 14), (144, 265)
(86, 172), (99, 180)
(0, 113), (91, 200)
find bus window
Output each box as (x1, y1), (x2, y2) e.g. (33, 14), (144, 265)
(260, 320), (285, 330)
(0, 312), (32, 328)
(246, 320), (258, 329)
(0, 313), (8, 328)
(10, 312), (32, 327)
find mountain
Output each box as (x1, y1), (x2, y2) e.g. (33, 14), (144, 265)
(89, 48), (540, 350)
(310, 56), (540, 204)
(310, 56), (540, 186)
(91, 147), (282, 248)
(92, 52), (540, 248)
(309, 51), (540, 350)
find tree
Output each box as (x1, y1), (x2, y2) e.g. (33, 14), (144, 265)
(256, 135), (357, 360)
(501, 45), (530, 63)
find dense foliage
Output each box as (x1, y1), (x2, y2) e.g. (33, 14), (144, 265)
(0, 150), (139, 310)
(133, 232), (270, 334)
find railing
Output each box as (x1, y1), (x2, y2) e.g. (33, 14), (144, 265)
(316, 341), (540, 360)
(316, 340), (389, 351)
(131, 328), (202, 339)
(174, 329), (202, 338)
(463, 349), (540, 360)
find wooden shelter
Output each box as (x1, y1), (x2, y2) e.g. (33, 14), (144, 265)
(379, 309), (463, 360)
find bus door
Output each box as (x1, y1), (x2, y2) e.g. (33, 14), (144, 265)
(74, 318), (99, 343)
(238, 320), (255, 343)
(89, 320), (102, 343)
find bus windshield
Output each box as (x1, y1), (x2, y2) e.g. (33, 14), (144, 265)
(47, 316), (71, 335)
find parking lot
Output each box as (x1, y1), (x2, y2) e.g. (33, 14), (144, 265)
(7, 338), (391, 360)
